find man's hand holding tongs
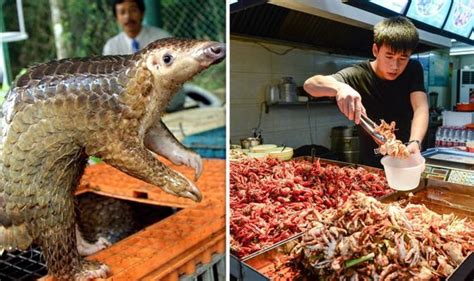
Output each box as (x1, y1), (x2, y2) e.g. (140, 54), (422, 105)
(335, 84), (366, 124)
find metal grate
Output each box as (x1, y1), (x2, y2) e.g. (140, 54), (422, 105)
(461, 70), (474, 84)
(0, 245), (48, 280)
(161, 0), (224, 42)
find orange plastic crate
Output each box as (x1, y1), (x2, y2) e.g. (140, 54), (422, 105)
(41, 158), (226, 280)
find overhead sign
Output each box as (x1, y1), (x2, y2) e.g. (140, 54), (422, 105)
(343, 0), (474, 45)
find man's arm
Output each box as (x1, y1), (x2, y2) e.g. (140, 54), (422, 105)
(304, 75), (366, 124)
(408, 91), (429, 154)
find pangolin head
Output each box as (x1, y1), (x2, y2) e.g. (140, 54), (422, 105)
(139, 38), (225, 90)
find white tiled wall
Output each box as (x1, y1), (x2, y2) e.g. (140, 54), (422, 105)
(230, 39), (364, 149)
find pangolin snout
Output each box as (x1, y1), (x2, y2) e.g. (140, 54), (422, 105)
(203, 42), (226, 65)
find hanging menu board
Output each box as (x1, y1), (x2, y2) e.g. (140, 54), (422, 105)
(406, 0), (451, 28)
(369, 0), (409, 13)
(343, 0), (474, 45)
(443, 0), (474, 38)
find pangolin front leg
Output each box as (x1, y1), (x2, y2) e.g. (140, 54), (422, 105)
(145, 120), (203, 181)
(100, 141), (202, 201)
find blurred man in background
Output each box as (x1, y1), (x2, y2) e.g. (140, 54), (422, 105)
(103, 0), (171, 55)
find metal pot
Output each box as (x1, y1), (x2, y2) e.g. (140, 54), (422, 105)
(279, 77), (297, 103)
(240, 137), (262, 149)
(266, 84), (280, 105)
(331, 136), (359, 152)
(331, 126), (357, 137)
(331, 126), (359, 151)
(342, 150), (359, 164)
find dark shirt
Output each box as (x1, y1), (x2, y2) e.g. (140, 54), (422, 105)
(332, 59), (425, 167)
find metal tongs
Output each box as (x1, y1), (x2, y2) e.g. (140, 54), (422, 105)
(360, 114), (387, 145)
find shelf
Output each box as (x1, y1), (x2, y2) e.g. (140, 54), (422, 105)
(264, 100), (336, 113)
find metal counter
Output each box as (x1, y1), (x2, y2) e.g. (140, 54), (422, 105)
(422, 148), (474, 186)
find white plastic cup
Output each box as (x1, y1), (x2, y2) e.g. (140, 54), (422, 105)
(380, 154), (426, 191)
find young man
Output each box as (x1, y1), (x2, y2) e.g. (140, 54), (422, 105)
(103, 0), (171, 55)
(304, 16), (428, 168)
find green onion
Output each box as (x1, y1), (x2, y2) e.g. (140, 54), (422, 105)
(344, 252), (375, 268)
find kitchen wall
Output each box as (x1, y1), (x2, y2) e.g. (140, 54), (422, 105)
(230, 38), (362, 149)
(417, 50), (451, 109)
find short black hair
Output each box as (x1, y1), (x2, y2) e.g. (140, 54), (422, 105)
(112, 0), (145, 17)
(374, 16), (419, 54)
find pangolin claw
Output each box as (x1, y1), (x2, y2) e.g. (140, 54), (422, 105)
(192, 154), (203, 181)
(182, 189), (202, 202)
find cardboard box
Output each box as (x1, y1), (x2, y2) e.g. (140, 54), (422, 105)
(442, 111), (474, 127)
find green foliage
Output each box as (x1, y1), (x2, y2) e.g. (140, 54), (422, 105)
(4, 0), (117, 79)
(61, 0), (118, 57)
(5, 0), (56, 79)
(0, 83), (9, 105)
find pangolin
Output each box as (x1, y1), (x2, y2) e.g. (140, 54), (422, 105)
(0, 38), (225, 280)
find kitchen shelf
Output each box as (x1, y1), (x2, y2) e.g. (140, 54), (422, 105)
(264, 100), (336, 113)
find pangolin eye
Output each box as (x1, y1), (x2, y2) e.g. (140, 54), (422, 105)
(163, 54), (173, 65)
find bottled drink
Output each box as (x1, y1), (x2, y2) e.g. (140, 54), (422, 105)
(447, 127), (455, 147)
(460, 129), (468, 147)
(435, 127), (443, 147)
(467, 129), (474, 142)
(453, 128), (462, 147)
(440, 127), (449, 147)
(439, 127), (445, 147)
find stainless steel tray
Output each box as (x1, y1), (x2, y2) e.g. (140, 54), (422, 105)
(230, 234), (303, 281)
(233, 178), (474, 280)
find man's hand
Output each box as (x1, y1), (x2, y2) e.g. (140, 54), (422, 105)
(303, 75), (366, 124)
(335, 84), (366, 124)
(406, 140), (421, 155)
